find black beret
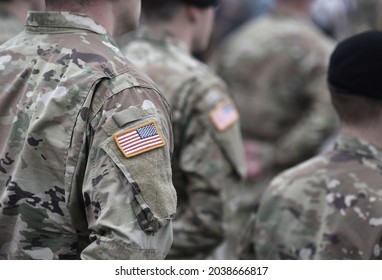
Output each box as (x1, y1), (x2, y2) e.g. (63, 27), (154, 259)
(328, 30), (382, 100)
(180, 0), (220, 7)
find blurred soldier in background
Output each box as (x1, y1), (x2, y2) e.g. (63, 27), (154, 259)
(350, 0), (381, 33)
(212, 0), (274, 45)
(255, 31), (382, 259)
(213, 0), (338, 258)
(204, 0), (274, 61)
(310, 0), (355, 40)
(249, 0), (276, 17)
(0, 0), (44, 44)
(214, 0), (252, 40)
(0, 0), (176, 259)
(121, 0), (246, 259)
(311, 0), (382, 40)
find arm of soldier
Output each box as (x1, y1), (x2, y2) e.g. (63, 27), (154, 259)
(169, 83), (246, 258)
(272, 58), (339, 168)
(80, 84), (176, 260)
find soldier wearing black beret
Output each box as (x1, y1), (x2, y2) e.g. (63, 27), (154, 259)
(254, 30), (382, 260)
(329, 30), (382, 100)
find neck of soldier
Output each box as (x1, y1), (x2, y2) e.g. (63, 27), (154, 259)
(145, 20), (193, 54)
(342, 123), (382, 149)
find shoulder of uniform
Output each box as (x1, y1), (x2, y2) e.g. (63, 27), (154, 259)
(190, 61), (226, 90)
(181, 69), (229, 110)
(270, 155), (330, 188)
(87, 67), (166, 123)
(119, 62), (159, 90)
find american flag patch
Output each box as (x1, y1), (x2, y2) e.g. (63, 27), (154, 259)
(113, 121), (166, 158)
(209, 100), (239, 131)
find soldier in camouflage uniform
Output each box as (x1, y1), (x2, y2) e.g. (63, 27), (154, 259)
(213, 0), (338, 258)
(0, 0), (177, 260)
(0, 0), (44, 44)
(255, 30), (382, 259)
(121, 0), (246, 259)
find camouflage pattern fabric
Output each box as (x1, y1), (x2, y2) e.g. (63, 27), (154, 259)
(254, 135), (382, 259)
(0, 12), (177, 260)
(213, 11), (338, 258)
(0, 7), (24, 44)
(121, 27), (246, 259)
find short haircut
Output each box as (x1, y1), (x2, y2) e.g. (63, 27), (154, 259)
(142, 0), (183, 21)
(329, 85), (382, 127)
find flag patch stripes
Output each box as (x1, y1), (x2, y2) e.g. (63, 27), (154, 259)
(113, 121), (166, 158)
(209, 100), (239, 131)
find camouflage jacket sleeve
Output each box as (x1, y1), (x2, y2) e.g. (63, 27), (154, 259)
(168, 77), (246, 258)
(74, 76), (176, 260)
(254, 153), (382, 260)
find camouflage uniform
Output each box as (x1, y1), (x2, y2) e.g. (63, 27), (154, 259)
(0, 12), (177, 260)
(0, 7), (24, 44)
(213, 11), (338, 258)
(255, 135), (382, 259)
(121, 27), (246, 259)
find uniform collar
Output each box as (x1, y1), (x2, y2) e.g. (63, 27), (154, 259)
(25, 11), (108, 36)
(335, 135), (382, 163)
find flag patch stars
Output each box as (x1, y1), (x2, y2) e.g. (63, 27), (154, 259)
(209, 100), (239, 131)
(113, 121), (166, 158)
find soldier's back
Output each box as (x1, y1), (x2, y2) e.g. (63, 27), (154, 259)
(255, 135), (382, 259)
(212, 11), (338, 259)
(216, 12), (334, 141)
(123, 26), (246, 259)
